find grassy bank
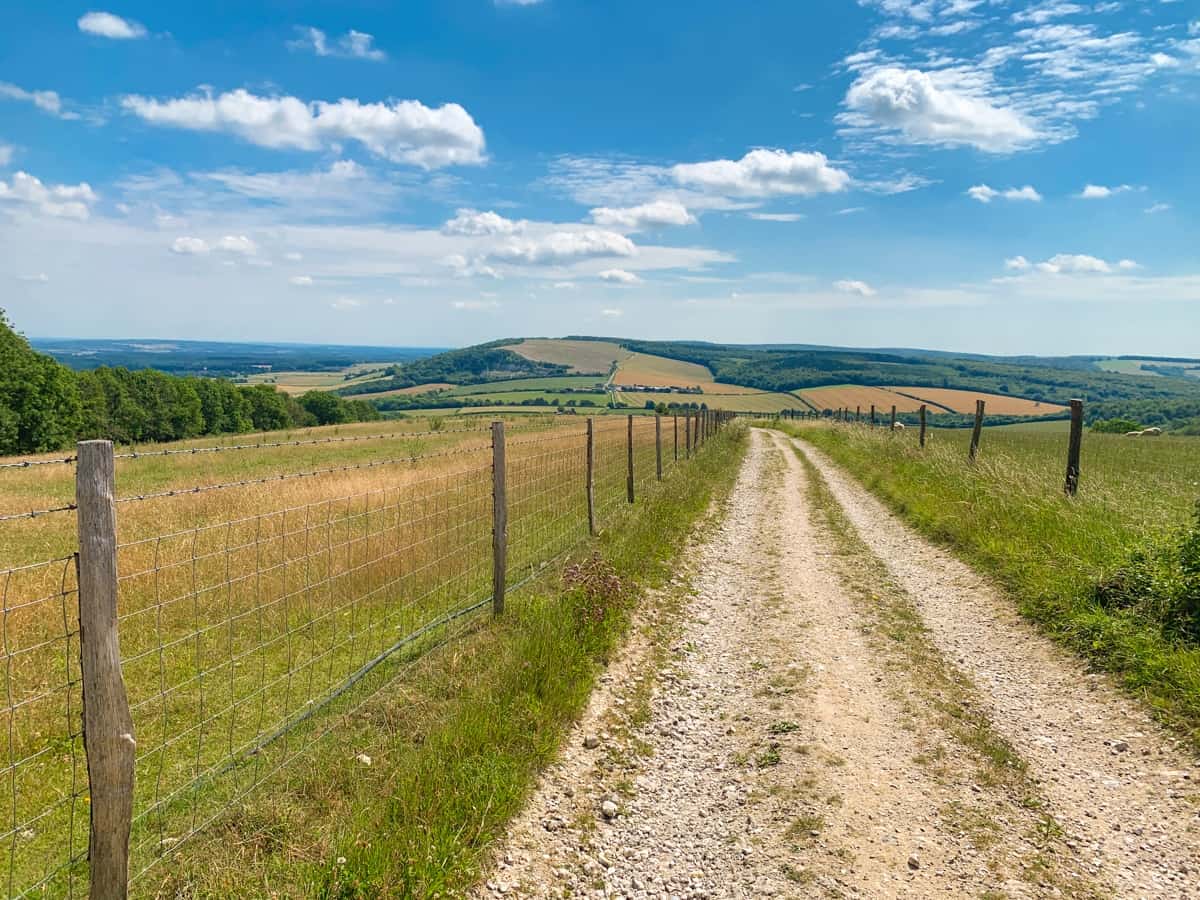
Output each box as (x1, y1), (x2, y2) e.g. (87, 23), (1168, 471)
(777, 421), (1200, 744)
(147, 423), (747, 897)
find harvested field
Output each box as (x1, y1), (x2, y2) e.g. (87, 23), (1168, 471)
(891, 387), (1065, 417)
(504, 339), (629, 374)
(613, 352), (759, 394)
(798, 385), (926, 414)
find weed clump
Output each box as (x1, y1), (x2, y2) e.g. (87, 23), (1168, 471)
(1095, 500), (1200, 644)
(563, 552), (626, 635)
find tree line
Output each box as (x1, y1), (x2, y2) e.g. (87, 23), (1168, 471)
(1, 312), (379, 456)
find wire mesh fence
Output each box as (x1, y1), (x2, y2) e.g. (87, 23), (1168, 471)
(0, 411), (734, 897)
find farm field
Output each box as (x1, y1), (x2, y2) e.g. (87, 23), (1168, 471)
(0, 407), (724, 894)
(786, 419), (1200, 741)
(1097, 358), (1200, 378)
(891, 386), (1065, 416)
(612, 352), (760, 393)
(244, 363), (394, 394)
(504, 338), (629, 374)
(363, 382), (456, 398)
(798, 385), (927, 414)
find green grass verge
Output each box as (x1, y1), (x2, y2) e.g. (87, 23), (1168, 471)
(146, 424), (748, 897)
(777, 422), (1200, 746)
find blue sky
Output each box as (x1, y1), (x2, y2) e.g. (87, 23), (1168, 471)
(1, 1), (1197, 354)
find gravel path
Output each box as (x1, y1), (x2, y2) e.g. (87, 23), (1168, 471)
(790, 434), (1200, 899)
(477, 428), (1200, 899)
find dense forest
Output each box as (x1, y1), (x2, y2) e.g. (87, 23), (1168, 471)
(1, 313), (379, 456)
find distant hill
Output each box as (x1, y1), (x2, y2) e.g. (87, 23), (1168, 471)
(31, 338), (442, 378)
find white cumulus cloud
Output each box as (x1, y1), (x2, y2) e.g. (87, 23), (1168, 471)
(1004, 255), (1031, 271)
(289, 275), (314, 286)
(77, 11), (147, 39)
(834, 279), (877, 297)
(967, 184), (1042, 203)
(216, 234), (257, 254)
(288, 27), (386, 61)
(600, 308), (624, 318)
(442, 208), (526, 236)
(844, 67), (1038, 153)
(1078, 183), (1132, 199)
(671, 149), (850, 198)
(121, 88), (486, 168)
(589, 199), (696, 230)
(0, 171), (97, 219)
(170, 236), (210, 255)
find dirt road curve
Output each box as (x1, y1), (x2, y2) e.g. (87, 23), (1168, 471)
(479, 429), (1199, 899)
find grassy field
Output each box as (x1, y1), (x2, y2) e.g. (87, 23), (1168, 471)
(451, 391), (612, 407)
(781, 420), (1200, 744)
(611, 352), (760, 394)
(890, 387), (1065, 417)
(362, 381), (455, 398)
(504, 339), (629, 374)
(245, 364), (395, 394)
(0, 405), (744, 895)
(0, 411), (606, 893)
(1097, 358), (1200, 378)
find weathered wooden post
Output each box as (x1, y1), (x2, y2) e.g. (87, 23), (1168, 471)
(673, 414), (678, 461)
(586, 417), (596, 535)
(890, 405), (897, 431)
(870, 404), (877, 426)
(491, 421), (507, 613)
(655, 415), (663, 481)
(919, 405), (927, 448)
(1064, 399), (1084, 497)
(685, 412), (692, 457)
(626, 414), (635, 503)
(76, 440), (135, 900)
(969, 400), (985, 462)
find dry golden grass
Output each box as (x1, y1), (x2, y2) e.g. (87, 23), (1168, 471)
(504, 339), (629, 374)
(798, 386), (927, 414)
(612, 352), (761, 394)
(889, 387), (1066, 417)
(0, 410), (648, 895)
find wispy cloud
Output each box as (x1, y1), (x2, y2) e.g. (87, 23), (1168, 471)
(967, 184), (1042, 203)
(288, 27), (386, 61)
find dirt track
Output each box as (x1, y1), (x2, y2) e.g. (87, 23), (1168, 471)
(479, 429), (1200, 899)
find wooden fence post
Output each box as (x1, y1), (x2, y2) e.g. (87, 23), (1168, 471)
(1064, 399), (1084, 497)
(685, 413), (692, 457)
(919, 404), (927, 448)
(491, 421), (507, 614)
(890, 405), (897, 431)
(870, 405), (876, 426)
(969, 400), (985, 462)
(76, 440), (135, 900)
(673, 414), (678, 461)
(655, 415), (663, 480)
(626, 415), (635, 503)
(586, 417), (596, 535)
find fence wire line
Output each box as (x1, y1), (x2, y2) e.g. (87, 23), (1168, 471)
(0, 457), (77, 471)
(0, 413), (731, 896)
(0, 504), (78, 524)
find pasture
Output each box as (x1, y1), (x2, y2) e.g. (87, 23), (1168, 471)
(244, 364), (394, 395)
(615, 389), (797, 413)
(612, 352), (760, 394)
(0, 408), (724, 894)
(504, 339), (629, 374)
(786, 419), (1200, 741)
